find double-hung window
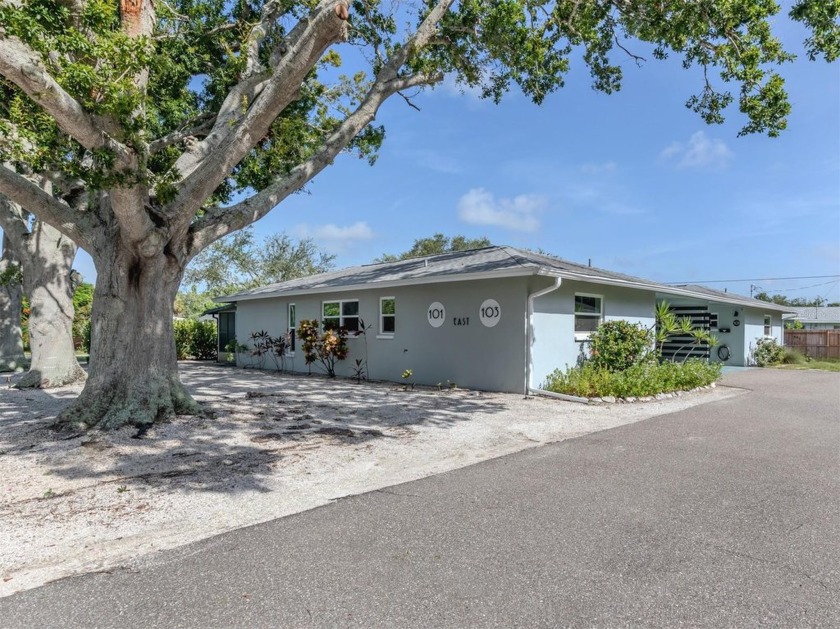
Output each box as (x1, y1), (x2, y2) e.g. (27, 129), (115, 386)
(323, 300), (360, 332)
(574, 294), (603, 340)
(764, 315), (772, 337)
(288, 303), (296, 354)
(379, 297), (395, 337)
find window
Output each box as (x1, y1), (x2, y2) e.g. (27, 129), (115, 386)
(764, 315), (772, 337)
(379, 297), (396, 336)
(709, 313), (719, 329)
(288, 303), (296, 354)
(323, 300), (359, 332)
(574, 294), (603, 340)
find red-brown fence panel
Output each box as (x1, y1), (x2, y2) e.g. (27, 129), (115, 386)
(784, 330), (840, 359)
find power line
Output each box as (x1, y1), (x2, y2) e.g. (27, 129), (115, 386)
(768, 279), (840, 293)
(663, 274), (840, 284)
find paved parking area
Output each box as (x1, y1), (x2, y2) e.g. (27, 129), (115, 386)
(2, 368), (838, 628)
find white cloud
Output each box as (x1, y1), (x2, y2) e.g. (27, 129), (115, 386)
(660, 131), (733, 169)
(580, 161), (617, 175)
(457, 188), (544, 232)
(293, 221), (374, 251)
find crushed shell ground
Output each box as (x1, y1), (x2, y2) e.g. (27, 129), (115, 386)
(0, 362), (743, 597)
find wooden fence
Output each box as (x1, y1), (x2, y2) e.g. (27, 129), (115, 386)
(784, 330), (840, 359)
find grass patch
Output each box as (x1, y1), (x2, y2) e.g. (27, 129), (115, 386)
(542, 359), (722, 399)
(773, 358), (840, 372)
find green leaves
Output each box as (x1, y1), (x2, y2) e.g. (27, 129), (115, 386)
(183, 226), (335, 294)
(790, 0), (840, 62)
(0, 0), (836, 220)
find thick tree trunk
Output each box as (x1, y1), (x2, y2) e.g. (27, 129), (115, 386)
(58, 246), (201, 430)
(0, 235), (25, 372)
(16, 222), (86, 388)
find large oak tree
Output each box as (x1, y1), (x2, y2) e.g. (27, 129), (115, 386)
(0, 0), (836, 429)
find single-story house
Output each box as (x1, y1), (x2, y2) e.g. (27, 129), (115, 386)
(784, 306), (840, 330)
(213, 246), (793, 393)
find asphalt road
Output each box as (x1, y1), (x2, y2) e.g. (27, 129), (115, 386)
(2, 369), (838, 628)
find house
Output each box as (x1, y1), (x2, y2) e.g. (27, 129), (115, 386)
(213, 246), (793, 393)
(785, 306), (840, 330)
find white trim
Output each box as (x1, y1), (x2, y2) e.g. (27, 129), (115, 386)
(379, 296), (396, 337)
(322, 298), (360, 333)
(574, 292), (603, 341)
(287, 303), (296, 356)
(525, 277), (563, 394)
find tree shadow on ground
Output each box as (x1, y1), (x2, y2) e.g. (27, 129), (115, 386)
(0, 362), (512, 497)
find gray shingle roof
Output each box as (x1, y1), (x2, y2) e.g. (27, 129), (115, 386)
(214, 245), (794, 313)
(788, 306), (840, 323)
(669, 284), (794, 314)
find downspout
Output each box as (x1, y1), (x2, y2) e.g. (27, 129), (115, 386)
(525, 277), (562, 396)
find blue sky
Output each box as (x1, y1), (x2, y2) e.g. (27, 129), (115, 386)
(75, 17), (840, 302)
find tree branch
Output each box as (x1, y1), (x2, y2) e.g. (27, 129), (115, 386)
(166, 0), (352, 220)
(184, 1), (454, 256)
(186, 67), (437, 258)
(0, 165), (94, 248)
(244, 0), (284, 77)
(0, 195), (30, 240)
(148, 113), (216, 153)
(55, 0), (87, 29)
(0, 34), (127, 156)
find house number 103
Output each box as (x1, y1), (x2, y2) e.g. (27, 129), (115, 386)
(480, 299), (501, 327)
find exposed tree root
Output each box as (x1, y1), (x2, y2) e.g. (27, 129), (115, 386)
(15, 364), (87, 389)
(56, 373), (203, 431)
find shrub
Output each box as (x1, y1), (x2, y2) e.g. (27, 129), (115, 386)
(174, 319), (218, 360)
(589, 320), (652, 371)
(753, 337), (784, 367)
(81, 318), (92, 353)
(782, 348), (806, 365)
(298, 319), (349, 377)
(542, 359), (721, 399)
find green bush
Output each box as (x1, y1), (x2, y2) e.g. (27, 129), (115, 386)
(589, 320), (652, 371)
(753, 337), (784, 367)
(81, 319), (92, 353)
(174, 319), (217, 360)
(782, 348), (806, 365)
(542, 359), (722, 398)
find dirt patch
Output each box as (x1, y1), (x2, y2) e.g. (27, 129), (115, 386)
(0, 363), (742, 596)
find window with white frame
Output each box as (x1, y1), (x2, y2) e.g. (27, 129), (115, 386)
(323, 300), (360, 332)
(379, 297), (395, 336)
(574, 294), (603, 340)
(764, 315), (772, 336)
(288, 303), (296, 354)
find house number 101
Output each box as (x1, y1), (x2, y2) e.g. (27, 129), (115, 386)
(480, 299), (501, 327)
(428, 301), (445, 328)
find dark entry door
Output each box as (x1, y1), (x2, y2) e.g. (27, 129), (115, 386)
(218, 312), (236, 362)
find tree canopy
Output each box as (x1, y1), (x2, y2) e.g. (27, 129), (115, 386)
(183, 227), (335, 295)
(754, 292), (836, 307)
(376, 233), (491, 262)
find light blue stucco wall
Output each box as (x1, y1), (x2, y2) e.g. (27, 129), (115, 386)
(233, 277), (531, 393)
(743, 309), (783, 365)
(656, 297), (783, 366)
(229, 276), (783, 391)
(529, 280), (656, 389)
